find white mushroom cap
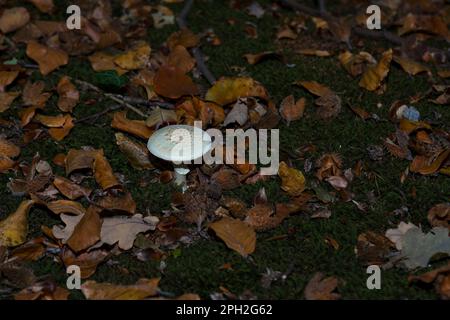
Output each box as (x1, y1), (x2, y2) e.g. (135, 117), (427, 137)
(147, 125), (212, 163)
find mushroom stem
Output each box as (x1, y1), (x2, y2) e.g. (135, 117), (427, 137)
(173, 167), (190, 192)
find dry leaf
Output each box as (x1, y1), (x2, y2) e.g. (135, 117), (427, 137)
(0, 137), (21, 158)
(15, 281), (69, 300)
(112, 111), (153, 140)
(145, 107), (178, 128)
(47, 200), (86, 215)
(114, 42), (151, 70)
(0, 92), (20, 112)
(153, 65), (199, 99)
(280, 95), (305, 123)
(65, 149), (99, 175)
(167, 29), (199, 50)
(428, 203), (450, 230)
(223, 99), (248, 126)
(61, 249), (108, 279)
(205, 77), (269, 106)
(243, 51), (282, 65)
(81, 278), (160, 300)
(0, 200), (34, 247)
(99, 214), (157, 250)
(88, 52), (128, 76)
(278, 161), (306, 197)
(22, 81), (51, 107)
(297, 49), (331, 57)
(28, 0), (55, 13)
(339, 51), (376, 77)
(167, 45), (195, 73)
(209, 217), (256, 257)
(0, 71), (19, 92)
(410, 150), (450, 175)
(211, 168), (241, 190)
(359, 49), (393, 91)
(304, 272), (340, 300)
(35, 114), (67, 127)
(393, 56), (430, 76)
(53, 176), (91, 200)
(97, 191), (136, 215)
(57, 76), (79, 113)
(48, 114), (74, 141)
(93, 150), (120, 190)
(0, 7), (30, 33)
(26, 41), (69, 75)
(65, 206), (102, 252)
(115, 133), (153, 170)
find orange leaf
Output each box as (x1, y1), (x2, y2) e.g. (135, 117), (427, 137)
(26, 41), (69, 75)
(93, 151), (120, 190)
(81, 278), (160, 300)
(57, 76), (79, 113)
(280, 95), (305, 123)
(167, 45), (195, 74)
(48, 115), (74, 141)
(53, 176), (91, 200)
(66, 206), (102, 252)
(0, 71), (19, 91)
(111, 111), (153, 139)
(205, 77), (269, 106)
(153, 65), (199, 99)
(359, 49), (393, 91)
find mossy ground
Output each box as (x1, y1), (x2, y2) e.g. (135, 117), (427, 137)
(1, 0), (449, 299)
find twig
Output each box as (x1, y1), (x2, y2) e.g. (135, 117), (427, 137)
(318, 0), (326, 14)
(176, 0), (217, 85)
(74, 104), (122, 124)
(73, 79), (146, 117)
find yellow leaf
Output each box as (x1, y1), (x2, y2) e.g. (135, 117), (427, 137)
(278, 161), (306, 196)
(114, 43), (151, 70)
(0, 200), (34, 247)
(205, 77), (269, 106)
(359, 49), (393, 91)
(393, 56), (430, 76)
(209, 217), (256, 257)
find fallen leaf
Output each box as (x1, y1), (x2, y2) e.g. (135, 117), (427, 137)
(0, 200), (34, 247)
(48, 114), (74, 141)
(167, 45), (195, 73)
(15, 281), (69, 300)
(65, 149), (99, 175)
(0, 7), (30, 33)
(359, 49), (393, 91)
(99, 214), (158, 250)
(22, 81), (51, 107)
(114, 42), (151, 70)
(97, 191), (136, 215)
(111, 111), (153, 140)
(278, 161), (306, 197)
(279, 95), (305, 124)
(205, 77), (269, 106)
(410, 150), (450, 175)
(0, 92), (20, 112)
(81, 278), (160, 300)
(167, 29), (199, 50)
(145, 107), (178, 128)
(211, 168), (241, 190)
(243, 51), (282, 65)
(304, 272), (340, 300)
(0, 137), (21, 158)
(88, 52), (127, 76)
(115, 133), (153, 170)
(93, 150), (120, 190)
(28, 0), (55, 13)
(356, 231), (395, 265)
(244, 204), (288, 231)
(209, 217), (256, 257)
(35, 114), (67, 127)
(56, 76), (79, 113)
(0, 71), (19, 92)
(325, 175), (348, 190)
(61, 249), (108, 279)
(53, 176), (91, 200)
(339, 51), (376, 77)
(66, 206), (102, 252)
(153, 65), (199, 99)
(223, 99), (248, 126)
(297, 49), (331, 57)
(152, 5), (175, 29)
(428, 203), (450, 230)
(46, 200), (86, 215)
(26, 41), (69, 75)
(393, 56), (430, 76)
(409, 262), (450, 299)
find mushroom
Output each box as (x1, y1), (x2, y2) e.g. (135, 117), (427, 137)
(147, 125), (212, 192)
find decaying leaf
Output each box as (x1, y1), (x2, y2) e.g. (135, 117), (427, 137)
(81, 278), (160, 300)
(428, 203), (450, 230)
(359, 49), (393, 91)
(296, 81), (341, 119)
(15, 281), (69, 300)
(223, 99), (248, 126)
(205, 77), (269, 106)
(0, 92), (20, 113)
(280, 95), (305, 124)
(0, 7), (30, 33)
(153, 65), (199, 99)
(61, 249), (108, 279)
(26, 41), (69, 75)
(111, 111), (153, 139)
(304, 272), (340, 300)
(145, 107), (178, 128)
(53, 176), (91, 200)
(0, 200), (34, 247)
(56, 76), (79, 113)
(209, 217), (256, 257)
(99, 214), (158, 250)
(114, 42), (151, 70)
(115, 133), (153, 170)
(65, 149), (99, 175)
(278, 161), (306, 197)
(93, 150), (120, 190)
(409, 262), (450, 299)
(97, 191), (136, 215)
(393, 56), (430, 76)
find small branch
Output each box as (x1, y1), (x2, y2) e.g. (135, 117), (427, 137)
(318, 0), (326, 14)
(73, 79), (146, 117)
(176, 0), (216, 85)
(74, 104), (122, 124)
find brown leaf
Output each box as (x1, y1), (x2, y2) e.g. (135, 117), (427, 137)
(211, 168), (241, 190)
(153, 65), (199, 99)
(339, 51), (376, 77)
(57, 76), (79, 113)
(356, 231), (395, 265)
(81, 278), (160, 300)
(167, 45), (195, 73)
(115, 133), (153, 170)
(61, 249), (108, 279)
(243, 51), (282, 65)
(66, 206), (102, 252)
(428, 203), (450, 230)
(223, 99), (248, 126)
(28, 0), (55, 13)
(53, 176), (91, 200)
(93, 150), (120, 190)
(48, 114), (74, 141)
(35, 114), (67, 127)
(145, 107), (178, 128)
(97, 191), (136, 215)
(280, 95), (305, 123)
(26, 41), (69, 75)
(10, 238), (46, 262)
(22, 81), (51, 107)
(209, 217), (256, 257)
(244, 204), (287, 231)
(410, 150), (450, 175)
(15, 281), (69, 300)
(0, 200), (34, 247)
(0, 92), (20, 112)
(88, 52), (127, 76)
(47, 200), (86, 215)
(0, 71), (19, 92)
(297, 49), (331, 57)
(408, 262), (450, 299)
(0, 137), (21, 158)
(304, 272), (340, 300)
(393, 56), (430, 76)
(325, 175), (348, 190)
(0, 7), (30, 33)
(167, 29), (199, 50)
(205, 77), (269, 106)
(278, 162), (306, 197)
(359, 49), (393, 91)
(65, 149), (99, 175)
(111, 111), (153, 140)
